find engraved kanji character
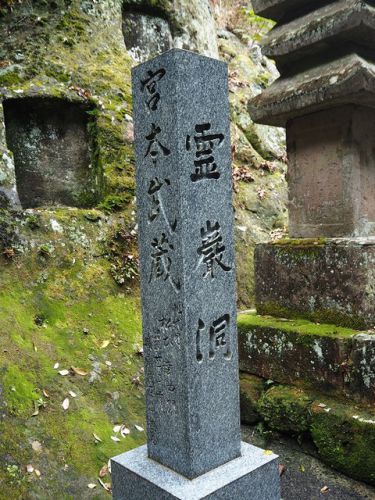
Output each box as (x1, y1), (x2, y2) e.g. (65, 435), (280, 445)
(141, 68), (166, 111)
(149, 233), (180, 292)
(209, 314), (231, 360)
(186, 123), (224, 182)
(145, 123), (171, 165)
(195, 314), (232, 362)
(197, 221), (231, 278)
(148, 177), (177, 233)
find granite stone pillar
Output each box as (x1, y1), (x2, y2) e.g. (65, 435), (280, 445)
(249, 0), (375, 327)
(111, 49), (280, 499)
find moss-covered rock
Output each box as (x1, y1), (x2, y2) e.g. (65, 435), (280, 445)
(258, 385), (312, 433)
(311, 400), (375, 485)
(240, 378), (375, 485)
(239, 372), (264, 424)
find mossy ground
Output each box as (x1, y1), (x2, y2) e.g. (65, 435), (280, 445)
(0, 210), (145, 498)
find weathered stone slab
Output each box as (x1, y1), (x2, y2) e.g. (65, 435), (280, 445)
(287, 106), (375, 238)
(239, 313), (352, 396)
(254, 239), (375, 330)
(131, 49), (240, 479)
(111, 443), (280, 500)
(351, 334), (375, 403)
(249, 54), (375, 126)
(262, 0), (375, 70)
(238, 312), (375, 402)
(252, 0), (321, 23)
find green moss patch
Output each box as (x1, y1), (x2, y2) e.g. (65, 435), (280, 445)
(239, 373), (264, 425)
(238, 311), (361, 339)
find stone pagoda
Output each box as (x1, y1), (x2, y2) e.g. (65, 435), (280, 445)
(238, 0), (375, 485)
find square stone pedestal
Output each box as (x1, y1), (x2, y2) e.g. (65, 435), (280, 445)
(255, 238), (375, 329)
(111, 442), (280, 500)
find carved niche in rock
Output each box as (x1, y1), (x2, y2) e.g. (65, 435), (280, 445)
(3, 97), (100, 209)
(122, 4), (173, 62)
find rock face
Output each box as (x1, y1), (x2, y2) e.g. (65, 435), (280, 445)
(122, 0), (218, 62)
(122, 9), (173, 62)
(0, 1), (288, 497)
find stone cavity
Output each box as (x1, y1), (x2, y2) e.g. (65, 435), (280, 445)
(122, 4), (173, 62)
(3, 97), (98, 209)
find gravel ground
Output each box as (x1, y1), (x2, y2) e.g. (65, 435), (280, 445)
(242, 426), (375, 500)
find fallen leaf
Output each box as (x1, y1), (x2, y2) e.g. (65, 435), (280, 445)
(320, 486), (329, 494)
(62, 398), (70, 410)
(71, 366), (88, 376)
(98, 478), (112, 492)
(59, 369), (70, 376)
(120, 425), (130, 438)
(300, 464), (305, 472)
(53, 363), (59, 369)
(26, 464), (34, 473)
(278, 464), (286, 476)
(263, 450), (273, 455)
(32, 440), (42, 452)
(100, 340), (110, 349)
(134, 424), (144, 432)
(111, 436), (121, 442)
(42, 389), (50, 398)
(87, 483), (97, 489)
(69, 390), (77, 398)
(35, 469), (41, 477)
(99, 464), (109, 478)
(93, 433), (102, 443)
(318, 403), (327, 408)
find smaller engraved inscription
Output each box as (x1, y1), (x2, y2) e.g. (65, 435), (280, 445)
(145, 123), (171, 165)
(197, 221), (232, 279)
(149, 233), (181, 292)
(141, 68), (166, 111)
(186, 123), (224, 182)
(195, 314), (232, 362)
(148, 177), (177, 233)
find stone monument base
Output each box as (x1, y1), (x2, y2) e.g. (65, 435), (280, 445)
(255, 238), (375, 329)
(111, 442), (280, 500)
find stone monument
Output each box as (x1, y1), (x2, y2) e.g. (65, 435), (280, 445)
(249, 0), (375, 330)
(237, 2), (375, 482)
(111, 49), (280, 499)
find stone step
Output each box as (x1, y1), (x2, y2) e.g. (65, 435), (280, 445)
(238, 312), (375, 403)
(249, 53), (375, 126)
(239, 373), (375, 485)
(262, 0), (375, 71)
